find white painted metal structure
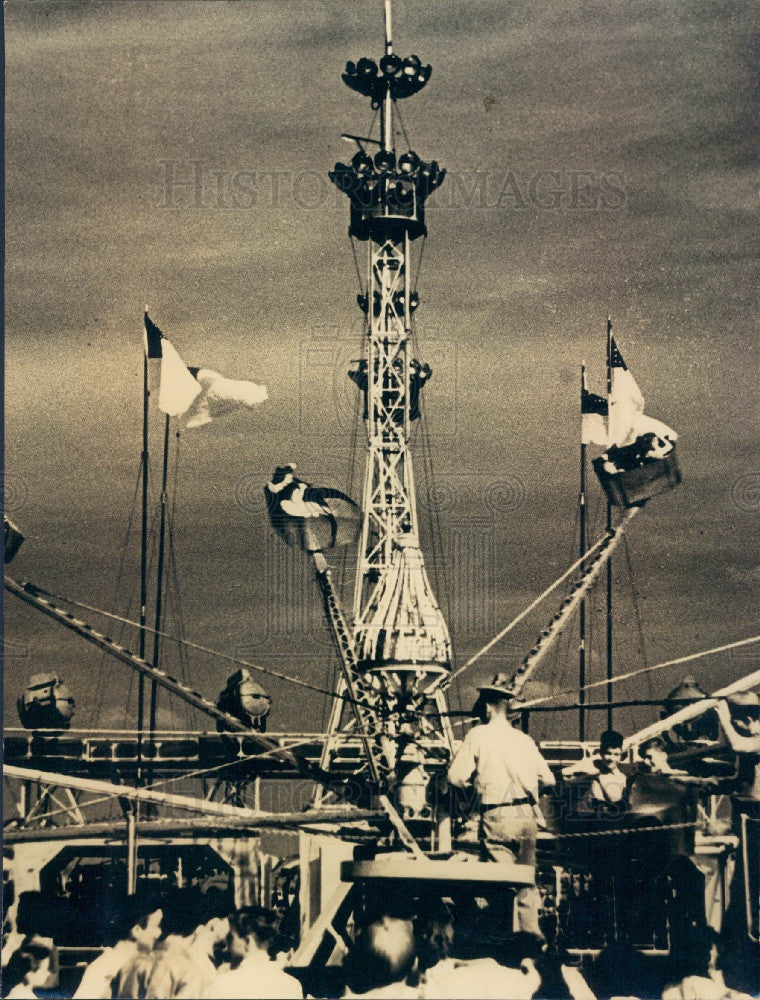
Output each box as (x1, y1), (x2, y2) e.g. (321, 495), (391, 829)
(320, 1), (454, 815)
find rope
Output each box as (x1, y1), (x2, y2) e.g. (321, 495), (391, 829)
(93, 461), (142, 726)
(551, 820), (700, 840)
(349, 236), (364, 296)
(392, 98), (411, 149)
(444, 530), (614, 688)
(14, 581), (363, 707)
(622, 534), (654, 708)
(518, 634), (760, 710)
(4, 727), (337, 737)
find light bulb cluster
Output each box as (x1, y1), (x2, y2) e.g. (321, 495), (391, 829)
(329, 148), (446, 214)
(357, 289), (420, 317)
(343, 53), (432, 102)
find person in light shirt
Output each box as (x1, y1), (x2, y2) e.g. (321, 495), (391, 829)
(3, 936), (55, 999)
(419, 932), (543, 1000)
(204, 907), (302, 999)
(73, 902), (163, 1000)
(447, 672), (556, 937)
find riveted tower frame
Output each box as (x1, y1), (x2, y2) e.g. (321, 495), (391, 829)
(322, 2), (454, 819)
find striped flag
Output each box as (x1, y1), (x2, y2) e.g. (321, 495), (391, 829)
(608, 338), (677, 447)
(143, 312), (267, 427)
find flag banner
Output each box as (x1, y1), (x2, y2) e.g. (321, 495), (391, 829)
(608, 365), (645, 446)
(158, 338), (203, 417)
(143, 313), (164, 359)
(604, 340), (679, 452)
(610, 337), (627, 369)
(581, 389), (609, 445)
(264, 465), (361, 553)
(4, 517), (25, 564)
(143, 312), (267, 425)
(184, 370), (269, 429)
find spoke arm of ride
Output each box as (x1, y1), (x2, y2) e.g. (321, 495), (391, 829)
(623, 665), (760, 752)
(2, 764), (385, 829)
(509, 508), (641, 700)
(5, 574), (353, 794)
(5, 574), (254, 733)
(442, 525), (617, 691)
(312, 553), (424, 858)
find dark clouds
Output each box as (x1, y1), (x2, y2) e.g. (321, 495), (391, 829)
(5, 1), (759, 740)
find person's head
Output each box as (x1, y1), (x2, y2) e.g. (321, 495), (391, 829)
(193, 916), (230, 957)
(126, 900), (163, 949)
(345, 916), (416, 994)
(598, 730), (624, 771)
(475, 674), (514, 721)
(484, 694), (510, 721)
(414, 900), (453, 972)
(639, 736), (670, 773)
(227, 906), (278, 965)
(671, 924), (716, 980)
(5, 937), (54, 991)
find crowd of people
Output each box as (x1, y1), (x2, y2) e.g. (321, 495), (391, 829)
(3, 677), (760, 999)
(3, 890), (757, 999)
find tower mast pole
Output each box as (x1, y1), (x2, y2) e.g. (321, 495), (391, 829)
(382, 0), (393, 151)
(132, 318), (151, 894)
(605, 316), (614, 730)
(326, 3), (452, 825)
(579, 364), (587, 741)
(147, 414), (171, 801)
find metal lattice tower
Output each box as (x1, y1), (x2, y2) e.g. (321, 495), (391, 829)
(323, 2), (454, 815)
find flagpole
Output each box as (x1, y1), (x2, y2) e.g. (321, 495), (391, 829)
(133, 316), (151, 893)
(605, 316), (614, 730)
(147, 414), (171, 803)
(579, 364), (587, 741)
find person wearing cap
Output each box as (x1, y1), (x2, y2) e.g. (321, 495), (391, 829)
(715, 693), (760, 793)
(447, 672), (555, 937)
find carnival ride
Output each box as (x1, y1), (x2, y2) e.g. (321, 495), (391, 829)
(3, 2), (759, 991)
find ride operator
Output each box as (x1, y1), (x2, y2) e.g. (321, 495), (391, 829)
(448, 673), (556, 937)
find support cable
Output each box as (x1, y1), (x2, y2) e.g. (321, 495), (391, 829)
(92, 462), (142, 725)
(6, 578), (361, 706)
(518, 634), (760, 710)
(443, 527), (617, 689)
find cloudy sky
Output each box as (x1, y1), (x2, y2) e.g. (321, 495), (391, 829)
(5, 0), (759, 743)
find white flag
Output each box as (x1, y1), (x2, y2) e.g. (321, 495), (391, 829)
(158, 339), (202, 417)
(608, 366), (645, 446)
(608, 341), (677, 446)
(184, 370), (269, 429)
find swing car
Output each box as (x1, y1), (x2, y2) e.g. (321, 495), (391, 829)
(593, 442), (681, 508)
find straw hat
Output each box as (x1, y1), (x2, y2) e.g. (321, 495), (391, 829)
(476, 673), (515, 700)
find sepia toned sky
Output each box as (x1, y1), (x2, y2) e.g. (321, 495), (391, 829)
(5, 0), (759, 743)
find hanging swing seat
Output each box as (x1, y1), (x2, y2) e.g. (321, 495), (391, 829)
(593, 446), (682, 508)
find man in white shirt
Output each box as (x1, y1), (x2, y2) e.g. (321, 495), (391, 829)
(204, 906), (302, 999)
(73, 903), (163, 1000)
(448, 673), (556, 937)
